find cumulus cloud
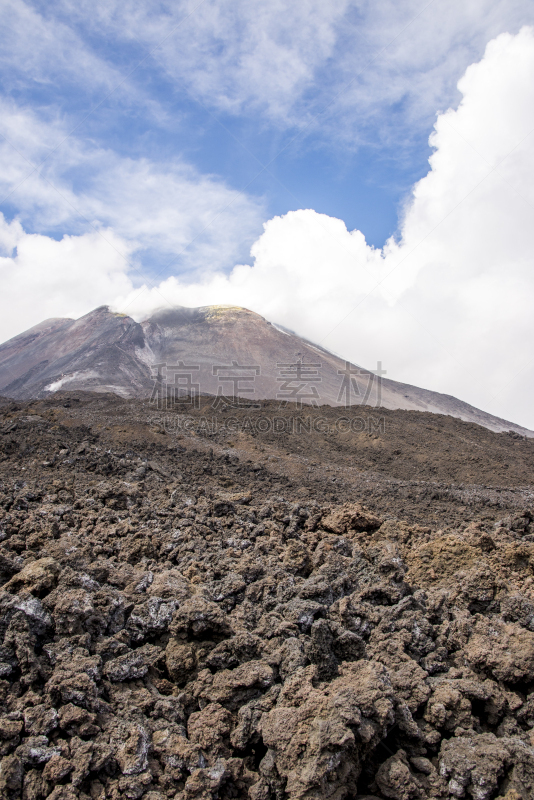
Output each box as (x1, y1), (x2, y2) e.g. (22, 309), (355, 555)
(115, 27), (534, 428)
(0, 215), (135, 340)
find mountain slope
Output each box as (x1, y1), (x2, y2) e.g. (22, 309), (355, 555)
(0, 304), (531, 436)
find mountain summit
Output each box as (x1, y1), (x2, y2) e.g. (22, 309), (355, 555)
(0, 304), (531, 436)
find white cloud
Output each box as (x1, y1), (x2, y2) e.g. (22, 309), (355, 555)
(0, 96), (265, 341)
(0, 214), (135, 341)
(47, 0), (534, 146)
(58, 0), (350, 121)
(5, 0), (534, 150)
(0, 99), (265, 274)
(0, 0), (125, 98)
(326, 0), (534, 145)
(116, 27), (534, 429)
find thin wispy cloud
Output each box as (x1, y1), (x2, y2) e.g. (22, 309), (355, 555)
(5, 1), (534, 143)
(31, 0), (534, 141)
(0, 101), (265, 271)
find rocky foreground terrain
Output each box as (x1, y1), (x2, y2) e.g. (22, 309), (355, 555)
(0, 392), (534, 800)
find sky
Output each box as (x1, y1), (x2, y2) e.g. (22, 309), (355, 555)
(1, 1), (534, 428)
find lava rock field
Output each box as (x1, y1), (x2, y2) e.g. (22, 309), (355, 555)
(0, 393), (533, 800)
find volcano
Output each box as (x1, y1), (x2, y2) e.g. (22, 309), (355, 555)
(0, 304), (531, 436)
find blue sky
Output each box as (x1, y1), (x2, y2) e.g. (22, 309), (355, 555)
(2, 0), (532, 269)
(2, 1), (534, 427)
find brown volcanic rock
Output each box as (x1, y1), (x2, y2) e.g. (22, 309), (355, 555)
(2, 557), (60, 596)
(260, 661), (396, 800)
(0, 394), (533, 799)
(321, 502), (382, 534)
(464, 617), (534, 684)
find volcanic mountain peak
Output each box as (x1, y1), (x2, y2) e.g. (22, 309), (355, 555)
(146, 303), (254, 324)
(0, 304), (532, 437)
